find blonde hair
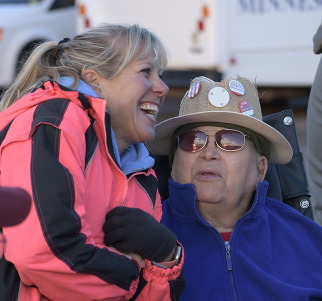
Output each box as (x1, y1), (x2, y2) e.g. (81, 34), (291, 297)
(1, 23), (168, 110)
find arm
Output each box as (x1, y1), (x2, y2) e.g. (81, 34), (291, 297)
(103, 206), (185, 301)
(2, 98), (184, 300)
(2, 120), (140, 300)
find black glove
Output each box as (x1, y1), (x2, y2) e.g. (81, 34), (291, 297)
(103, 206), (177, 262)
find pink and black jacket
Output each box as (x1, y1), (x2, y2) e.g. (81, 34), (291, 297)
(0, 81), (184, 301)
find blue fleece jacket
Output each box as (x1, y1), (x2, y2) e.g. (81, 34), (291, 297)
(162, 179), (322, 301)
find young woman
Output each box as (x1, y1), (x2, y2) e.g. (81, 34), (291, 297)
(0, 23), (183, 301)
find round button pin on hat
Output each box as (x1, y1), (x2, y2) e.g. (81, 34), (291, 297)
(239, 100), (254, 116)
(188, 81), (201, 98)
(229, 79), (245, 96)
(208, 87), (230, 107)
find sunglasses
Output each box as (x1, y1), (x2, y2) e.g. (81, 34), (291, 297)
(177, 129), (247, 152)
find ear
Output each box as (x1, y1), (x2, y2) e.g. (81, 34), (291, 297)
(81, 69), (102, 94)
(257, 155), (268, 182)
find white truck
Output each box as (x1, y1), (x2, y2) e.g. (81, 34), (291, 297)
(0, 0), (76, 88)
(76, 0), (322, 103)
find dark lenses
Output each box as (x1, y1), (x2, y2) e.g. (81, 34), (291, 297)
(178, 130), (207, 152)
(178, 129), (246, 152)
(215, 129), (245, 151)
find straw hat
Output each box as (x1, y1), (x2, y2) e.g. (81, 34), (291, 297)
(148, 75), (292, 164)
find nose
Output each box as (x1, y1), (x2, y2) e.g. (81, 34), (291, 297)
(153, 76), (169, 97)
(201, 136), (221, 160)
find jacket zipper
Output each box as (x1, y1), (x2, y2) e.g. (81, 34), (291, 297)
(225, 242), (238, 300)
(194, 195), (238, 300)
(225, 242), (233, 271)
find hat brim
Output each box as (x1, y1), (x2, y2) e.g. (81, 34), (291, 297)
(148, 111), (293, 164)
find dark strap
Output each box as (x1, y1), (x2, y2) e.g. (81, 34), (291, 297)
(263, 109), (313, 220)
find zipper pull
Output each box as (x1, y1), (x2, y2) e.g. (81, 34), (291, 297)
(43, 81), (55, 95)
(225, 242), (233, 271)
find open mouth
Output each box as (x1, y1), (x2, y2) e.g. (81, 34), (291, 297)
(139, 103), (159, 118)
(197, 171), (220, 179)
(201, 172), (215, 176)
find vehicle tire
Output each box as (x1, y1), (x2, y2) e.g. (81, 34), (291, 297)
(15, 40), (45, 75)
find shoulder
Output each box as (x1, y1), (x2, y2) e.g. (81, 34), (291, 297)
(31, 96), (91, 134)
(265, 197), (322, 233)
(313, 21), (322, 54)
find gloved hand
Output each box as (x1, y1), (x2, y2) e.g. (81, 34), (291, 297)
(103, 206), (177, 262)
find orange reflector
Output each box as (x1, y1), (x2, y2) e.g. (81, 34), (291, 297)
(79, 4), (86, 16)
(203, 5), (210, 17)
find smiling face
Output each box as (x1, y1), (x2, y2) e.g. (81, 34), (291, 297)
(171, 126), (268, 214)
(86, 48), (169, 153)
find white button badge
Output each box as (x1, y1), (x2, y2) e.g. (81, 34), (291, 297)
(208, 87), (230, 108)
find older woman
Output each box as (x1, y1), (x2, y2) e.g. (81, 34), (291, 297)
(148, 75), (322, 300)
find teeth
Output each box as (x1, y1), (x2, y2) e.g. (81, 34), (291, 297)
(139, 103), (159, 116)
